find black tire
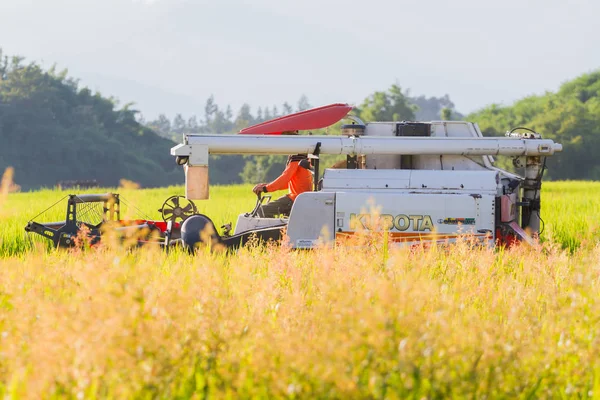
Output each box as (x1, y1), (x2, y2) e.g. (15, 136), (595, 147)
(180, 214), (221, 252)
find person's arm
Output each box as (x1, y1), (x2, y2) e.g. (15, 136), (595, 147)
(266, 162), (298, 192)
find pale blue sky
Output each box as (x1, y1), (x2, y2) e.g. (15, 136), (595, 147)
(1, 0), (598, 119)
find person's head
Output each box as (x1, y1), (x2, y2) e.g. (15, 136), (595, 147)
(287, 153), (309, 165)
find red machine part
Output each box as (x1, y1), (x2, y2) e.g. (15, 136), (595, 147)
(239, 103), (353, 135)
(119, 220), (180, 233)
(495, 227), (520, 247)
(145, 221), (181, 232)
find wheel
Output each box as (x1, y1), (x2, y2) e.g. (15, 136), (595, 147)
(180, 214), (221, 252)
(159, 195), (198, 223)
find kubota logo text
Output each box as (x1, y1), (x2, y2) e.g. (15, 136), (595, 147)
(350, 213), (434, 231)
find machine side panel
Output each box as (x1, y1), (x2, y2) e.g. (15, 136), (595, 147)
(322, 169), (411, 190)
(408, 170), (498, 191)
(323, 169), (498, 193)
(411, 155), (488, 171)
(286, 192), (336, 248)
(334, 192), (495, 246)
(233, 215), (287, 235)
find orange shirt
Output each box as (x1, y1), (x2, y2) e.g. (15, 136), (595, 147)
(266, 160), (313, 200)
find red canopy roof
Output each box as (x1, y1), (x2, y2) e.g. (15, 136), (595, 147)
(239, 103), (353, 135)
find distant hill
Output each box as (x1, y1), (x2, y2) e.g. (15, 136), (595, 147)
(469, 70), (600, 180)
(0, 51), (183, 190)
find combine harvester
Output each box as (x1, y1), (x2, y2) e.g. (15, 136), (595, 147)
(26, 103), (562, 250)
(171, 103), (562, 250)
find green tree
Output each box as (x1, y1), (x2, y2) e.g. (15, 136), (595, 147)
(356, 84), (416, 122)
(172, 113), (186, 133)
(263, 107), (272, 121)
(147, 114), (171, 136)
(208, 107), (233, 133)
(282, 102), (293, 115)
(187, 115), (199, 131)
(440, 107), (452, 121)
(297, 95), (311, 112)
(204, 95), (217, 128)
(469, 70), (600, 180)
(0, 49), (182, 190)
(235, 103), (253, 131)
(410, 94), (462, 120)
(240, 155), (287, 184)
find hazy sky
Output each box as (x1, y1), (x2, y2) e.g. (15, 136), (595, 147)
(1, 0), (599, 119)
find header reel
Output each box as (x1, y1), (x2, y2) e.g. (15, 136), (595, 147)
(25, 193), (120, 248)
(159, 195), (198, 223)
(25, 193), (199, 249)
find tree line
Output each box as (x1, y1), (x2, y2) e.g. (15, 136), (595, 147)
(1, 47), (597, 190)
(469, 70), (600, 180)
(144, 91), (461, 140)
(0, 49), (181, 190)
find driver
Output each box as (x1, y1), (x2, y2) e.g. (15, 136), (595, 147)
(252, 152), (313, 218)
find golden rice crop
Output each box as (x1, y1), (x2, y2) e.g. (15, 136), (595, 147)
(0, 239), (599, 398)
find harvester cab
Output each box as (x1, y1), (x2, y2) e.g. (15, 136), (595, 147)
(171, 103), (563, 250)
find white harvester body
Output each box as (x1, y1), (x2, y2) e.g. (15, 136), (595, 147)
(171, 106), (562, 249)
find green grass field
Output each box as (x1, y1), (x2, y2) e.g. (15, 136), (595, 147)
(0, 180), (599, 398)
(2, 181), (599, 255)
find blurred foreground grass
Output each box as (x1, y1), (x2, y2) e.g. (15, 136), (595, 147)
(0, 238), (598, 398)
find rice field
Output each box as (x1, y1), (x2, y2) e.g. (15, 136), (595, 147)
(2, 180), (598, 255)
(0, 184), (255, 257)
(0, 173), (599, 398)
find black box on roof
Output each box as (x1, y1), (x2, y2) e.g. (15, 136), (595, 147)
(396, 122), (431, 137)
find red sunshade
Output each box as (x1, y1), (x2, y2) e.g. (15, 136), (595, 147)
(239, 103), (353, 135)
